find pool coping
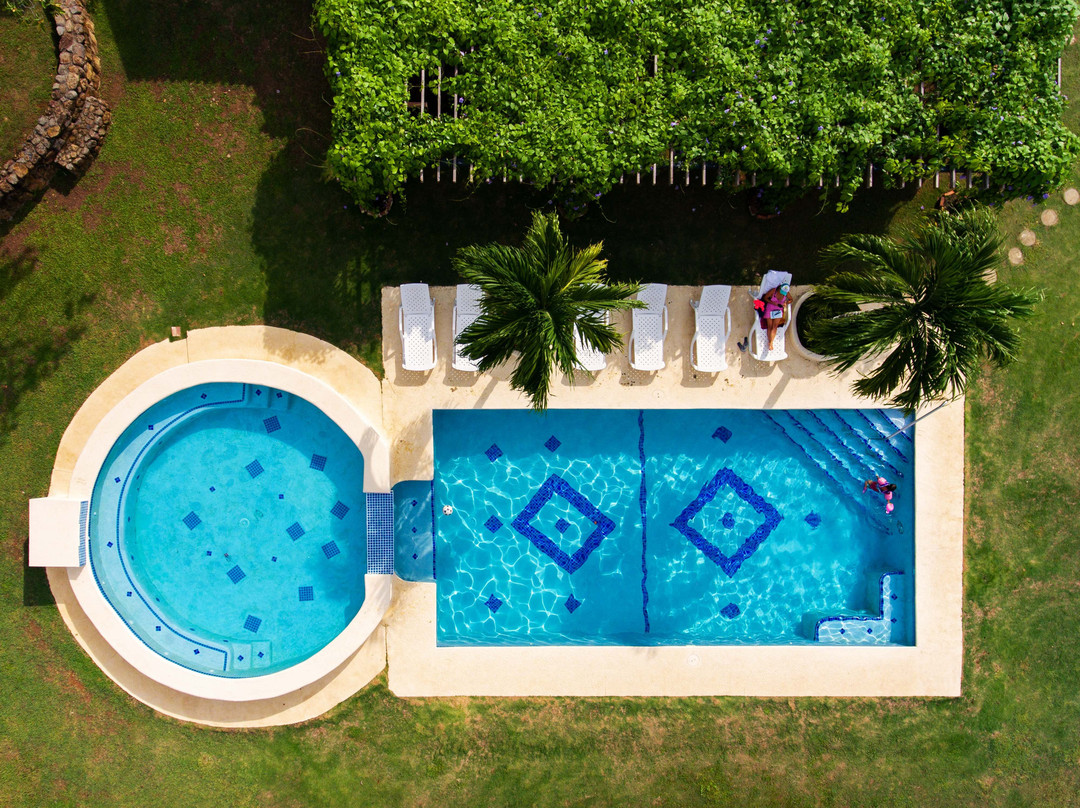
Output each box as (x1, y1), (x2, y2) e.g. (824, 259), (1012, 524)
(381, 285), (964, 697)
(43, 326), (393, 726)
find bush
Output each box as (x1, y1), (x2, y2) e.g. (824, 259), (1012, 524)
(314, 0), (1080, 214)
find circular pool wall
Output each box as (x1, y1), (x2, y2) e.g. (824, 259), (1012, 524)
(63, 356), (391, 703)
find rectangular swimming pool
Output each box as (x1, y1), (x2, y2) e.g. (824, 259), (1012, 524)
(432, 409), (914, 647)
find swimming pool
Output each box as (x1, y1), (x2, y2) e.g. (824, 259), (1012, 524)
(89, 382), (368, 677)
(433, 408), (914, 646)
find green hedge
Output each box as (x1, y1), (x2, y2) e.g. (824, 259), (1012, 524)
(314, 0), (1080, 213)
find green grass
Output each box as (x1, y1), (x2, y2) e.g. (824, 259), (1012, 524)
(1, 2), (1079, 806)
(0, 2), (55, 157)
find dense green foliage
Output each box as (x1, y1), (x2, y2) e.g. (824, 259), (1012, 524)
(810, 209), (1041, 411)
(454, 211), (642, 410)
(316, 0), (1080, 213)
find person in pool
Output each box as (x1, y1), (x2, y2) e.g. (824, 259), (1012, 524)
(864, 476), (898, 513)
(756, 282), (790, 350)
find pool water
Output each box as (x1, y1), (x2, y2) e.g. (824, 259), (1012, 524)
(433, 409), (914, 646)
(89, 383), (367, 677)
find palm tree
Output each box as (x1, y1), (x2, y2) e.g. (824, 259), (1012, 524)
(809, 208), (1041, 413)
(454, 212), (643, 411)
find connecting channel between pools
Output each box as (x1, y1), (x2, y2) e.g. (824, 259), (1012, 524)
(396, 408), (915, 647)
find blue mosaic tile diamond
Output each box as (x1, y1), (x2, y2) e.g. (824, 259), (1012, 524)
(805, 512), (822, 529)
(286, 522), (305, 540)
(298, 585), (314, 602)
(243, 615), (261, 632)
(182, 511), (201, 530)
(670, 467), (782, 578)
(721, 512), (735, 530)
(245, 459), (264, 478)
(484, 444), (503, 462)
(226, 565), (246, 583)
(321, 541), (341, 559)
(484, 594), (503, 613)
(263, 415), (281, 433)
(200, 393), (207, 399)
(310, 454), (327, 471)
(544, 435), (561, 452)
(484, 515), (503, 533)
(712, 426), (732, 443)
(721, 602), (741, 619)
(511, 474), (616, 574)
(565, 594), (581, 613)
(555, 517), (571, 534)
(114, 476), (120, 483)
(331, 500), (349, 519)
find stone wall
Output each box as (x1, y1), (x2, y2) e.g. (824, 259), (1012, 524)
(0, 0), (111, 222)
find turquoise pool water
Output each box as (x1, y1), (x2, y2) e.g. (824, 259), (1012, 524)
(89, 383), (367, 677)
(433, 409), (914, 646)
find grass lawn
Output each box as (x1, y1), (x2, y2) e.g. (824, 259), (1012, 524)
(1, 1), (1079, 806)
(0, 2), (55, 157)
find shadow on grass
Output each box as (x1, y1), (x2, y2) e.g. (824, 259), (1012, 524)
(101, 0), (919, 365)
(0, 248), (94, 446)
(23, 541), (54, 607)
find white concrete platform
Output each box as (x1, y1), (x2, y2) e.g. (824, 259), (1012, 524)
(381, 285), (964, 698)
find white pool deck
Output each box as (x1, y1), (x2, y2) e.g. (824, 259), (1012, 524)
(41, 294), (963, 725)
(381, 286), (963, 700)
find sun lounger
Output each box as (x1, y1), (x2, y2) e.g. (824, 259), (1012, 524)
(452, 284), (483, 372)
(573, 312), (609, 372)
(398, 283), (436, 371)
(748, 271), (792, 362)
(628, 283), (668, 371)
(690, 285), (732, 372)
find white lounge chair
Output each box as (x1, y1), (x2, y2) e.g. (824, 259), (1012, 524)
(398, 283), (436, 371)
(748, 270), (792, 362)
(690, 285), (732, 372)
(573, 312), (609, 372)
(452, 284), (483, 372)
(628, 283), (668, 371)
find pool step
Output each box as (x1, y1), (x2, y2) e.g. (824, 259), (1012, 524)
(763, 411), (889, 532)
(824, 410), (904, 479)
(802, 571), (907, 644)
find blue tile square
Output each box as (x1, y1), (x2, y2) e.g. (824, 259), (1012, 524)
(544, 435), (561, 452)
(555, 517), (571, 534)
(484, 444), (503, 462)
(712, 426), (732, 443)
(263, 415), (281, 433)
(670, 467), (781, 578)
(114, 477), (120, 483)
(721, 602), (741, 619)
(245, 459), (264, 478)
(310, 454), (327, 471)
(147, 424), (154, 431)
(721, 512), (735, 529)
(200, 393), (207, 399)
(565, 594), (581, 613)
(286, 522), (305, 540)
(484, 594), (503, 613)
(484, 515), (503, 533)
(226, 565), (246, 583)
(805, 512), (822, 528)
(511, 474), (615, 574)
(322, 541), (341, 559)
(206, 550), (212, 556)
(155, 625), (161, 631)
(106, 541), (112, 547)
(255, 388), (262, 396)
(331, 501), (350, 519)
(243, 615), (261, 632)
(182, 511), (201, 530)
(298, 585), (314, 602)
(278, 493), (284, 500)
(209, 486), (215, 492)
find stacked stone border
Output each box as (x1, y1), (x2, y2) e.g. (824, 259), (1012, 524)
(0, 0), (111, 222)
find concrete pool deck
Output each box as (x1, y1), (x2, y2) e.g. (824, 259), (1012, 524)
(381, 285), (964, 697)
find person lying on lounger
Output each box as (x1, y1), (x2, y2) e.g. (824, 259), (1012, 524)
(754, 282), (790, 350)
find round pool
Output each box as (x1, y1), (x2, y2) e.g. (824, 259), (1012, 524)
(59, 354), (391, 704)
(90, 382), (367, 678)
